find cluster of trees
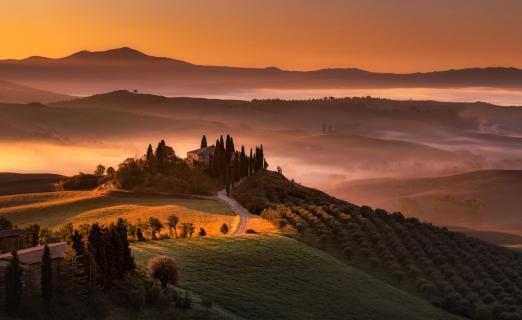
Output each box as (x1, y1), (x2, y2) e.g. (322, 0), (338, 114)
(232, 170), (345, 214)
(58, 164), (115, 191)
(57, 134), (269, 195)
(235, 171), (522, 320)
(0, 217), (196, 318)
(116, 140), (216, 194)
(207, 134), (268, 194)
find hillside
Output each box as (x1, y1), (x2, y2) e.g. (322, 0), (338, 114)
(132, 235), (462, 320)
(0, 80), (71, 103)
(333, 170), (522, 236)
(1, 48), (522, 96)
(0, 173), (63, 195)
(232, 170), (522, 319)
(0, 191), (235, 236)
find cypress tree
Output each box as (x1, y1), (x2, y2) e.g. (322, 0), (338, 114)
(115, 218), (134, 273)
(87, 223), (103, 284)
(62, 246), (87, 299)
(5, 250), (22, 314)
(70, 230), (84, 258)
(145, 144), (155, 173)
(155, 140), (166, 173)
(240, 146), (247, 177)
(41, 245), (53, 305)
(249, 148), (253, 176)
(200, 135), (208, 148)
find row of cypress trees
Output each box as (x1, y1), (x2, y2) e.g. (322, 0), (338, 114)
(144, 139), (177, 175)
(206, 134), (267, 194)
(3, 218), (134, 315)
(4, 246), (53, 314)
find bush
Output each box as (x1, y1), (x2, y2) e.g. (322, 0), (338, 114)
(220, 223), (229, 235)
(148, 255), (178, 287)
(246, 229), (256, 234)
(198, 228), (207, 237)
(59, 173), (101, 190)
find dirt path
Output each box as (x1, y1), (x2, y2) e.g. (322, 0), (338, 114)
(217, 189), (249, 235)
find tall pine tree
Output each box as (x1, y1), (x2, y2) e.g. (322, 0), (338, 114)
(5, 250), (22, 314)
(41, 244), (53, 305)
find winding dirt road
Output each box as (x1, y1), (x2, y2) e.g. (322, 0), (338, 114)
(217, 189), (249, 235)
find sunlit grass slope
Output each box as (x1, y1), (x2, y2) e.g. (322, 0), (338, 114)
(132, 235), (462, 320)
(0, 191), (234, 235)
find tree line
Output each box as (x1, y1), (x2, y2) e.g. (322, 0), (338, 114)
(206, 134), (268, 194)
(0, 217), (205, 318)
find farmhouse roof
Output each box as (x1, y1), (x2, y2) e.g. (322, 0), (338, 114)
(0, 242), (67, 265)
(187, 145), (216, 155)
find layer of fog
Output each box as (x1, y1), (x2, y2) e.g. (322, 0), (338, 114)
(173, 87), (522, 107)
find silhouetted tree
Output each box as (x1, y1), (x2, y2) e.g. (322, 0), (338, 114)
(0, 216), (13, 230)
(148, 217), (164, 240)
(198, 228), (207, 237)
(41, 245), (53, 305)
(220, 223), (229, 235)
(26, 223), (40, 246)
(5, 250), (22, 314)
(106, 166), (116, 177)
(200, 135), (208, 149)
(145, 144), (155, 173)
(70, 230), (84, 257)
(166, 215), (179, 239)
(136, 227), (145, 241)
(180, 223), (195, 238)
(94, 164), (106, 176)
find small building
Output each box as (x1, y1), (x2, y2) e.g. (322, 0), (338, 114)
(187, 145), (216, 167)
(0, 229), (30, 253)
(0, 242), (67, 299)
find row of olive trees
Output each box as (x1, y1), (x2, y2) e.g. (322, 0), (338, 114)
(263, 203), (522, 320)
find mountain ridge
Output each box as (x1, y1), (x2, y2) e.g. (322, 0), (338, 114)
(1, 47), (522, 96)
(2, 47), (520, 74)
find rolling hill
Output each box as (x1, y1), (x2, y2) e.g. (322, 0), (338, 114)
(1, 47), (522, 96)
(0, 173), (63, 195)
(131, 235), (462, 320)
(232, 170), (522, 319)
(0, 190), (236, 235)
(0, 80), (71, 104)
(333, 170), (522, 236)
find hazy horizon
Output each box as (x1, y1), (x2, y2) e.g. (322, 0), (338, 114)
(2, 1), (522, 72)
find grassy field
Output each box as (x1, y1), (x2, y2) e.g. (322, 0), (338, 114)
(0, 191), (236, 236)
(131, 235), (462, 320)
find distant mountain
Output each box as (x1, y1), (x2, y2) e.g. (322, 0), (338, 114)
(0, 80), (71, 103)
(1, 47), (522, 96)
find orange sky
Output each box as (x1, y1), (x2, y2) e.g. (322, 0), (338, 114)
(1, 0), (521, 72)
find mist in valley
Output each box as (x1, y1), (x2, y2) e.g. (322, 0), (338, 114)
(2, 90), (522, 238)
